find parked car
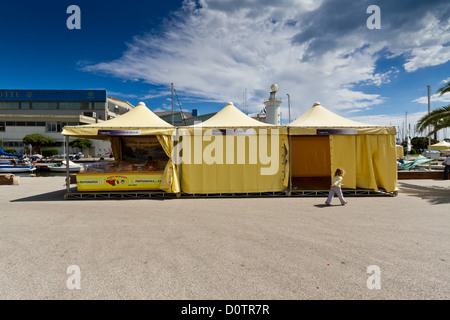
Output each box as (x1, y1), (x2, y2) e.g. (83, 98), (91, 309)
(69, 153), (84, 160)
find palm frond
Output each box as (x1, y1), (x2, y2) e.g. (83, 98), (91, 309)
(437, 81), (450, 96)
(416, 105), (450, 135)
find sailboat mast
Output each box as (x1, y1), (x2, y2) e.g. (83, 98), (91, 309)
(171, 83), (174, 126)
(427, 85), (431, 150)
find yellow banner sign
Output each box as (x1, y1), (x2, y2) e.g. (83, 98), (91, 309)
(76, 172), (163, 191)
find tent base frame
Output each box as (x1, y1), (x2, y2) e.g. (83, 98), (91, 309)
(64, 188), (396, 200)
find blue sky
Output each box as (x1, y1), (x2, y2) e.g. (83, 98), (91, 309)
(1, 0), (449, 138)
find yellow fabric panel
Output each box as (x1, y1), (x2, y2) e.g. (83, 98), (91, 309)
(396, 145), (404, 159)
(355, 135), (378, 190)
(329, 135), (357, 189)
(291, 136), (330, 177)
(282, 135), (289, 187)
(109, 137), (122, 162)
(371, 134), (398, 192)
(156, 134), (174, 158)
(157, 133), (181, 193)
(181, 131), (286, 194)
(159, 159), (180, 193)
(330, 134), (397, 192)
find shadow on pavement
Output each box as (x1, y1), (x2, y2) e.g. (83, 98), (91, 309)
(10, 189), (67, 202)
(398, 181), (450, 205)
(10, 189), (167, 202)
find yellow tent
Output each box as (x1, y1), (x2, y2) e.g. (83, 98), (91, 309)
(178, 102), (289, 194)
(396, 145), (404, 159)
(62, 102), (180, 193)
(429, 141), (450, 151)
(288, 102), (397, 192)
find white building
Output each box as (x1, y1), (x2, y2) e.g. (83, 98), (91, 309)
(0, 89), (133, 156)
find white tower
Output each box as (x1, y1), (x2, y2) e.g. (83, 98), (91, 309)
(264, 84), (282, 125)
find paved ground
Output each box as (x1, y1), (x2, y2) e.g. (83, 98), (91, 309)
(0, 176), (449, 300)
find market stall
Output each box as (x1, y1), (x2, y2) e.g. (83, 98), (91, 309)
(288, 102), (397, 192)
(178, 102), (289, 194)
(61, 102), (179, 194)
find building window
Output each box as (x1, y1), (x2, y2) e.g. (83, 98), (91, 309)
(60, 102), (82, 110)
(94, 102), (106, 110)
(32, 102), (58, 110)
(5, 141), (23, 147)
(46, 122), (57, 132)
(0, 121), (5, 131)
(0, 102), (19, 110)
(21, 102), (31, 109)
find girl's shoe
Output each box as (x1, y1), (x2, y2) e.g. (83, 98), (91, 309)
(342, 201), (348, 206)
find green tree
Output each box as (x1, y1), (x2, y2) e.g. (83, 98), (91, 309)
(410, 137), (439, 152)
(22, 134), (55, 154)
(417, 81), (450, 137)
(3, 148), (17, 154)
(69, 138), (93, 153)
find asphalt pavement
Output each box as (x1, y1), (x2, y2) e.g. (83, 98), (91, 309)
(0, 176), (449, 300)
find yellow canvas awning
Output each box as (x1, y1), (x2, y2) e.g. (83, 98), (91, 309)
(62, 102), (175, 138)
(429, 141), (450, 150)
(178, 102), (288, 194)
(182, 102), (286, 132)
(62, 102), (179, 193)
(288, 103), (397, 192)
(288, 102), (395, 135)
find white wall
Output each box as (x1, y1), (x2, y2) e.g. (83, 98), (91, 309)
(0, 125), (111, 157)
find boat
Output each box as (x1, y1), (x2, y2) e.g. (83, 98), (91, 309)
(48, 160), (82, 172)
(0, 157), (37, 173)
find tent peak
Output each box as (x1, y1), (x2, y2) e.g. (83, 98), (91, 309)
(138, 101), (146, 107)
(312, 102), (321, 107)
(226, 102), (234, 106)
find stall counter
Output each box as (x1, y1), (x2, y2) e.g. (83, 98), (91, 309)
(76, 172), (163, 191)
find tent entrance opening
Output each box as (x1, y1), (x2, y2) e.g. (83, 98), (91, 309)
(291, 135), (331, 190)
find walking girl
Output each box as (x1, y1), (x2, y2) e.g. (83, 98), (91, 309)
(325, 168), (348, 206)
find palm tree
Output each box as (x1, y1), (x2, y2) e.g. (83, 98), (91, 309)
(417, 81), (450, 137)
(417, 105), (450, 137)
(437, 81), (450, 96)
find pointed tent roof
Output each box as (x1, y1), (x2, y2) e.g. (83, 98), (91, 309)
(62, 102), (175, 138)
(429, 140), (450, 150)
(189, 102), (275, 128)
(288, 102), (395, 135)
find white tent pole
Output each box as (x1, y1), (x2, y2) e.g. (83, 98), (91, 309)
(289, 128), (292, 195)
(65, 135), (70, 193)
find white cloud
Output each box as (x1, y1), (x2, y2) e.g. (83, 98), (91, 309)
(413, 92), (450, 104)
(396, 14), (450, 72)
(84, 0), (450, 118)
(349, 111), (449, 141)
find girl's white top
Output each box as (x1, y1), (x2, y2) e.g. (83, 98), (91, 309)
(332, 175), (343, 187)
